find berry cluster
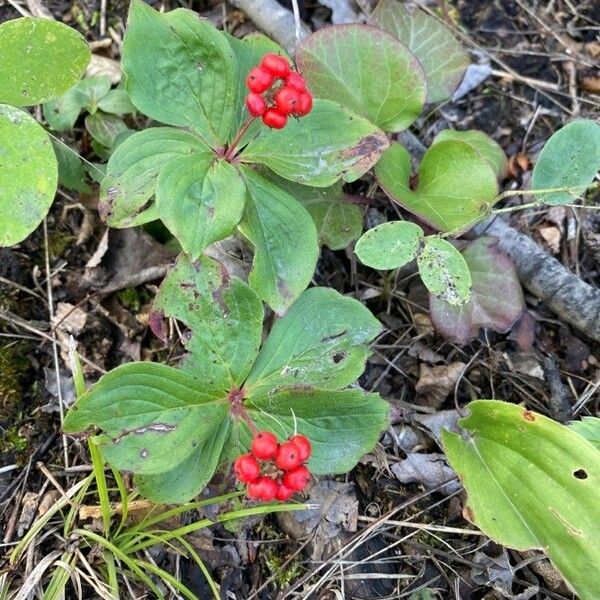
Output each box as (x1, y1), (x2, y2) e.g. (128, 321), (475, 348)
(233, 431), (312, 501)
(245, 53), (313, 129)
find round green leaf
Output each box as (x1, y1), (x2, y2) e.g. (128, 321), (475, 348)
(0, 18), (90, 106)
(369, 0), (469, 103)
(156, 156), (246, 258)
(417, 236), (471, 305)
(297, 24), (426, 132)
(375, 141), (498, 234)
(443, 400), (600, 599)
(0, 104), (58, 247)
(432, 129), (507, 180)
(532, 119), (600, 205)
(355, 221), (424, 270)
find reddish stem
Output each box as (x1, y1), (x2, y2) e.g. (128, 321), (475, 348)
(228, 387), (258, 434)
(225, 116), (256, 161)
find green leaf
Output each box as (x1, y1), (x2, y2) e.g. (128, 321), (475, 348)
(355, 221), (423, 270)
(0, 105), (57, 247)
(432, 129), (507, 180)
(375, 141), (498, 234)
(136, 418), (230, 503)
(417, 237), (471, 305)
(52, 140), (91, 194)
(369, 0), (469, 103)
(569, 417), (600, 451)
(85, 112), (128, 149)
(296, 24), (426, 132)
(227, 33), (288, 135)
(238, 168), (318, 314)
(265, 174), (362, 250)
(63, 362), (228, 476)
(429, 237), (523, 343)
(152, 254), (263, 389)
(245, 287), (382, 394)
(0, 18), (90, 106)
(99, 127), (209, 227)
(156, 156), (246, 258)
(531, 119), (600, 205)
(240, 99), (388, 187)
(122, 0), (237, 148)
(97, 88), (136, 116)
(247, 388), (389, 474)
(443, 400), (600, 599)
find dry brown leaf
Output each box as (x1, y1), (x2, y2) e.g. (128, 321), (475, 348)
(415, 362), (466, 408)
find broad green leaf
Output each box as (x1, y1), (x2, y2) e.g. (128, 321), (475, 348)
(246, 388), (389, 474)
(375, 141), (498, 234)
(85, 112), (128, 149)
(266, 174), (362, 250)
(156, 156), (245, 258)
(99, 127), (209, 227)
(245, 287), (382, 394)
(432, 129), (507, 180)
(227, 33), (288, 135)
(97, 88), (136, 116)
(152, 254), (263, 389)
(569, 417), (600, 451)
(136, 418), (230, 503)
(52, 140), (91, 194)
(417, 237), (471, 305)
(532, 119), (600, 205)
(240, 99), (388, 187)
(0, 18), (90, 106)
(369, 0), (469, 103)
(0, 105), (57, 247)
(122, 0), (237, 148)
(63, 362), (228, 476)
(355, 221), (423, 270)
(296, 24), (426, 132)
(429, 237), (523, 343)
(238, 168), (318, 314)
(443, 400), (600, 599)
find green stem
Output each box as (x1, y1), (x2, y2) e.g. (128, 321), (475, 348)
(224, 116), (255, 161)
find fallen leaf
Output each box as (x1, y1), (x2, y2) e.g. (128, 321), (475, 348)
(415, 362), (466, 408)
(391, 452), (459, 495)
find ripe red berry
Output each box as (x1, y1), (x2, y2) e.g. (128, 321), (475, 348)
(233, 453), (260, 483)
(245, 93), (266, 117)
(274, 86), (301, 115)
(289, 435), (311, 462)
(283, 465), (311, 491)
(261, 53), (290, 78)
(275, 484), (295, 501)
(247, 476), (278, 501)
(285, 72), (306, 92)
(251, 431), (278, 460)
(262, 108), (287, 129)
(275, 441), (302, 470)
(246, 66), (274, 93)
(294, 91), (313, 117)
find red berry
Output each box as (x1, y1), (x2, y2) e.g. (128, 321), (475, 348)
(233, 453), (260, 483)
(285, 72), (306, 92)
(275, 484), (295, 501)
(247, 476), (278, 501)
(283, 465), (311, 491)
(289, 435), (311, 462)
(261, 53), (290, 78)
(245, 93), (266, 117)
(246, 66), (274, 93)
(275, 441), (302, 470)
(274, 86), (301, 115)
(294, 91), (313, 117)
(262, 108), (287, 129)
(251, 431), (278, 460)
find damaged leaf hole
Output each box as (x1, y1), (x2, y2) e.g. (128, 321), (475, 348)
(573, 469), (588, 480)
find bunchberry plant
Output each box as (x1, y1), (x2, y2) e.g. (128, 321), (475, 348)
(64, 255), (390, 504)
(0, 17), (90, 247)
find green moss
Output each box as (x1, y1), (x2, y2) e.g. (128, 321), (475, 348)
(264, 548), (302, 588)
(0, 343), (29, 418)
(46, 229), (75, 259)
(117, 287), (151, 312)
(0, 426), (28, 454)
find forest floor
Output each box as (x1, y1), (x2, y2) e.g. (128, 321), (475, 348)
(1, 0), (599, 598)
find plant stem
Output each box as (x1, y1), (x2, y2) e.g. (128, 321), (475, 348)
(225, 116), (256, 161)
